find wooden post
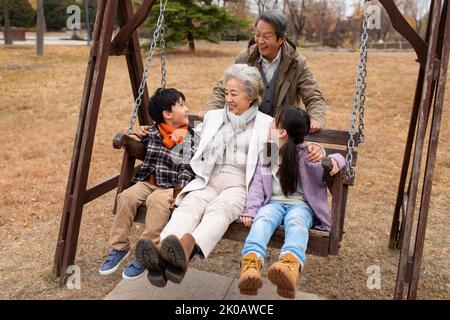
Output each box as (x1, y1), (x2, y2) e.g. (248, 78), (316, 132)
(393, 0), (443, 300)
(36, 0), (45, 56)
(53, 0), (156, 283)
(406, 0), (450, 300)
(3, 0), (12, 45)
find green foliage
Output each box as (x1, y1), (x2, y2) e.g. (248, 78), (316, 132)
(142, 0), (249, 51)
(0, 0), (36, 28)
(43, 0), (73, 31)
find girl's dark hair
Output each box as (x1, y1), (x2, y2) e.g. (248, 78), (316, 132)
(275, 106), (310, 196)
(148, 87), (185, 124)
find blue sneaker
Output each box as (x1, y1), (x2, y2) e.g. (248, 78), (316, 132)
(99, 249), (130, 275)
(122, 259), (146, 280)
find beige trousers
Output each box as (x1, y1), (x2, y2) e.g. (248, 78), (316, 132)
(160, 171), (247, 258)
(109, 181), (173, 251)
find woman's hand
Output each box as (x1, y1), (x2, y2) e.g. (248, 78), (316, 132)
(136, 125), (152, 139)
(239, 216), (254, 228)
(330, 158), (340, 176)
(306, 143), (326, 162)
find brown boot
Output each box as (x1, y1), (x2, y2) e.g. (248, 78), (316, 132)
(267, 252), (301, 299)
(135, 238), (168, 287)
(237, 252), (263, 295)
(160, 234), (196, 284)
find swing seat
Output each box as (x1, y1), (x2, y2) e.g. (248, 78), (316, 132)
(113, 115), (359, 257)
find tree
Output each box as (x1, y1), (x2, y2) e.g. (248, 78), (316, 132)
(0, 0), (36, 28)
(43, 0), (72, 31)
(304, 0), (343, 46)
(143, 0), (246, 52)
(223, 0), (252, 41)
(283, 0), (306, 41)
(255, 0), (278, 15)
(36, 0), (45, 55)
(2, 0), (12, 44)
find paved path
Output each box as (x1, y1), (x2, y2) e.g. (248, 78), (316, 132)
(105, 268), (324, 300)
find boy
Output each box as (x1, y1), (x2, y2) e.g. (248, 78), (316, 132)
(99, 88), (198, 281)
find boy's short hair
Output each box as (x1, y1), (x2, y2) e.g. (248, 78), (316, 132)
(148, 87), (185, 124)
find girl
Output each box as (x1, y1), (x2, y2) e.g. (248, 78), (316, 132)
(237, 106), (345, 299)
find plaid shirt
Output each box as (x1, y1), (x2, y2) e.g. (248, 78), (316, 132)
(132, 125), (198, 188)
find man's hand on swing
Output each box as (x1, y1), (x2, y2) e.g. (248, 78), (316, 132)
(309, 120), (321, 133)
(239, 216), (254, 228)
(137, 125), (152, 139)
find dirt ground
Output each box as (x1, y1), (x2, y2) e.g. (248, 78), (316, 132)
(0, 42), (449, 300)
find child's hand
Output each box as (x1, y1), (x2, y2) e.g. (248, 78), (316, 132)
(128, 134), (141, 142)
(136, 125), (151, 139)
(307, 143), (325, 162)
(168, 197), (176, 210)
(239, 216), (254, 228)
(330, 158), (340, 176)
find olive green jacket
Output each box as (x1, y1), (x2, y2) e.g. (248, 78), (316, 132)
(204, 40), (327, 127)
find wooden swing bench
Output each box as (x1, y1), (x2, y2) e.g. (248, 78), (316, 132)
(113, 115), (359, 257)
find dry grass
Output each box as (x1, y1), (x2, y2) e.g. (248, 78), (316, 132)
(0, 42), (449, 300)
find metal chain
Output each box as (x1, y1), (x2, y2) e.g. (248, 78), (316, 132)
(127, 0), (169, 135)
(160, 25), (167, 88)
(344, 8), (369, 181)
(159, 0), (167, 88)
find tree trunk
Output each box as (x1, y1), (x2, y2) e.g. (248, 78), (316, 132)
(187, 32), (195, 52)
(84, 0), (92, 46)
(36, 0), (46, 56)
(319, 0), (324, 46)
(4, 0), (13, 45)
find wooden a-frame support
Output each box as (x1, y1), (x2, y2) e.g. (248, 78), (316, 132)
(53, 0), (450, 300)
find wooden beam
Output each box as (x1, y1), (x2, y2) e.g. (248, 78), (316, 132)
(111, 0), (157, 52)
(394, 0), (443, 300)
(378, 0), (428, 68)
(53, 0), (108, 277)
(408, 0), (450, 299)
(83, 175), (120, 204)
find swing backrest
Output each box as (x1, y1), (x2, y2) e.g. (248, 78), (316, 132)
(113, 116), (360, 257)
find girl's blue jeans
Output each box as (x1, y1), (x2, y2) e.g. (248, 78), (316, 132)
(241, 201), (314, 266)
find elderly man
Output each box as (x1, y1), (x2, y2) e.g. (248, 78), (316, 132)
(205, 10), (326, 133)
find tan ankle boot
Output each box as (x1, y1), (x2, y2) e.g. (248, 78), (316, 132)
(237, 252), (263, 295)
(268, 252), (301, 299)
(160, 233), (196, 284)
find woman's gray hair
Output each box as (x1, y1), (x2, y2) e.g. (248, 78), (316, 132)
(223, 64), (264, 105)
(256, 10), (287, 39)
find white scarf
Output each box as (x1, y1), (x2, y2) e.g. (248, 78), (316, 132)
(201, 104), (259, 177)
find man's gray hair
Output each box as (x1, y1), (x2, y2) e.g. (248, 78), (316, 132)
(223, 64), (264, 105)
(256, 10), (287, 39)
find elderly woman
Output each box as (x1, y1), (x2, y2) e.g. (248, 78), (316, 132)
(136, 64), (324, 287)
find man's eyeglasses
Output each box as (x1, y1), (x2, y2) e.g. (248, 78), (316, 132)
(253, 32), (275, 41)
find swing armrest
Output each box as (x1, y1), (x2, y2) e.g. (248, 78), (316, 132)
(113, 133), (147, 161)
(321, 157), (335, 190)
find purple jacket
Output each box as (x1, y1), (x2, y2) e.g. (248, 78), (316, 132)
(241, 143), (346, 231)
